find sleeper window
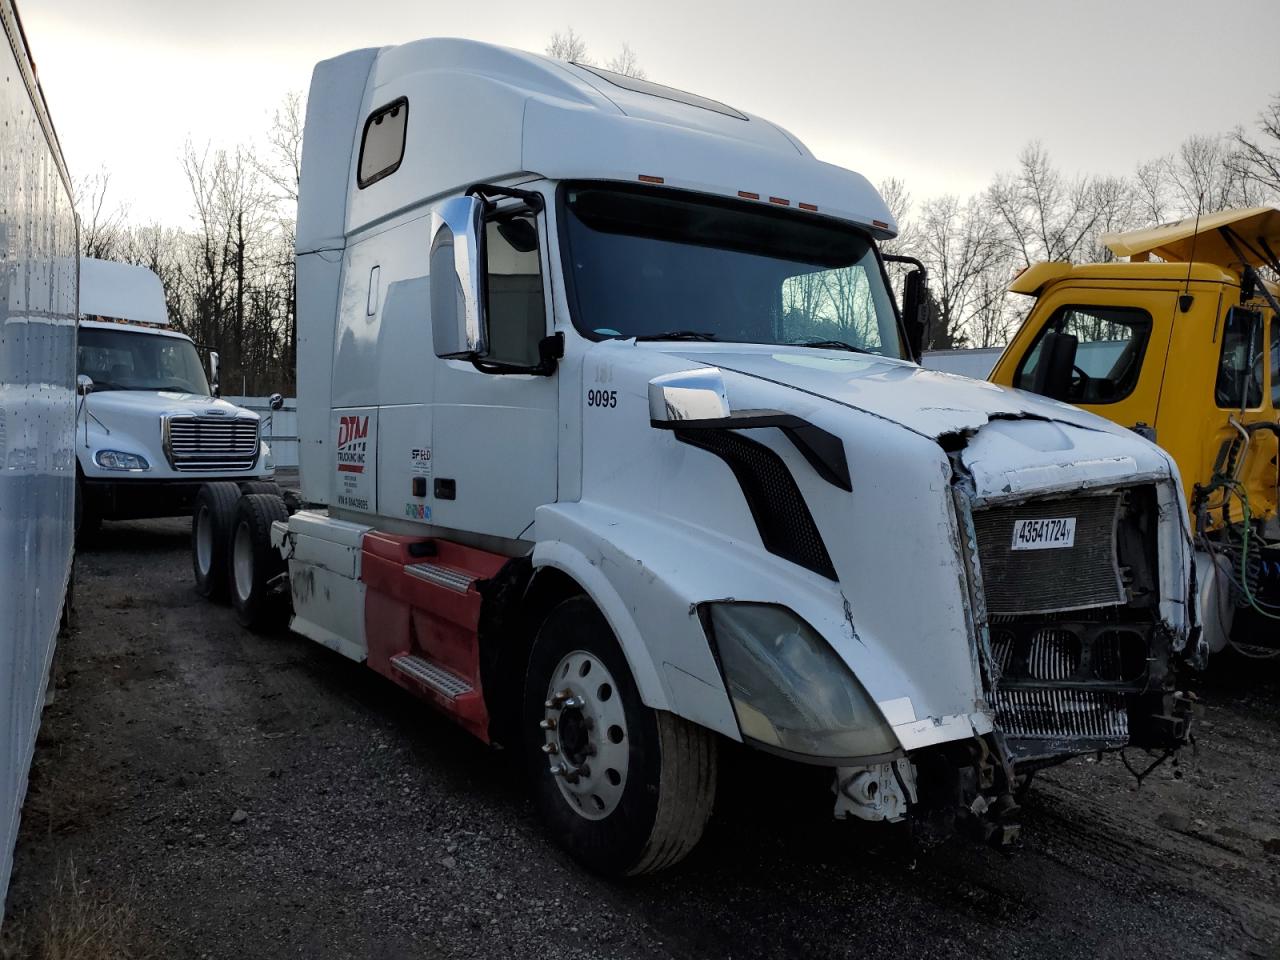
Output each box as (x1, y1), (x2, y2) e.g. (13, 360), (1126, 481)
(357, 99), (408, 188)
(1216, 307), (1264, 409)
(484, 215), (546, 366)
(1015, 304), (1152, 404)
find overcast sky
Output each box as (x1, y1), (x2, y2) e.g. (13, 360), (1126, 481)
(20, 0), (1280, 226)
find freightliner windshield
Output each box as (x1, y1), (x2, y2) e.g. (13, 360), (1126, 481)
(78, 327), (211, 395)
(560, 183), (903, 358)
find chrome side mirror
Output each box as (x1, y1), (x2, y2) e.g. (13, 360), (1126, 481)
(76, 374), (94, 396)
(208, 350), (220, 396)
(648, 368), (730, 424)
(269, 392), (285, 411)
(430, 195), (487, 359)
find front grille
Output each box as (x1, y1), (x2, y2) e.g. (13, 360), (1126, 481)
(972, 492), (1125, 615)
(165, 416), (259, 472)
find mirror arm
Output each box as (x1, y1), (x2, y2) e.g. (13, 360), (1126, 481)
(471, 333), (564, 378)
(465, 182), (545, 214)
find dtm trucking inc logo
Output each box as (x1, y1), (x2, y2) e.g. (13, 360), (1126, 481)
(336, 415), (369, 474)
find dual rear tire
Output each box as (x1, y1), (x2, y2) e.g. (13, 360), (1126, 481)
(192, 484), (289, 630)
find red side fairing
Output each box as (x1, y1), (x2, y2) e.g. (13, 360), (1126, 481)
(360, 532), (508, 741)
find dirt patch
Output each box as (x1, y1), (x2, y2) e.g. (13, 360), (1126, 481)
(4, 518), (1280, 959)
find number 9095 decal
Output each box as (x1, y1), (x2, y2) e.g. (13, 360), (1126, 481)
(586, 389), (618, 409)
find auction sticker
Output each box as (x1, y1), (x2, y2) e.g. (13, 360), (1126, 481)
(1011, 517), (1076, 550)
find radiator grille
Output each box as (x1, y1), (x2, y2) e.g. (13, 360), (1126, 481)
(973, 493), (1124, 615)
(165, 416), (259, 472)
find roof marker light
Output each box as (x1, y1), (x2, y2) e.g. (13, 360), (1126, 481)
(769, 197), (790, 206)
(872, 219), (889, 229)
(738, 191), (760, 200)
(638, 174), (665, 184)
(799, 202), (818, 212)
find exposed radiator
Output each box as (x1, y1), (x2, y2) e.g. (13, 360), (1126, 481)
(992, 686), (1129, 741)
(973, 492), (1126, 615)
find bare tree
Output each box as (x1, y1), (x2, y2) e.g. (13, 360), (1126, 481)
(1232, 97), (1280, 198)
(918, 193), (1009, 347)
(546, 27), (590, 63)
(605, 43), (646, 79)
(74, 169), (128, 260)
(259, 90), (305, 206)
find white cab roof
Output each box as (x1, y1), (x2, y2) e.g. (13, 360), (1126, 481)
(79, 257), (169, 325)
(298, 39), (895, 254)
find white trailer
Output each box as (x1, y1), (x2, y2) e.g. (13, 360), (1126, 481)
(0, 0), (77, 915)
(193, 39), (1200, 874)
(74, 257), (278, 536)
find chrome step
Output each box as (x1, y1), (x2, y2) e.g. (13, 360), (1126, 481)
(390, 654), (473, 699)
(403, 562), (474, 593)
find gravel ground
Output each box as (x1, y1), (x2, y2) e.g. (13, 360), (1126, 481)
(3, 517), (1280, 959)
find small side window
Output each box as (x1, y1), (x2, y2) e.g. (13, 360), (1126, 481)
(357, 98), (408, 189)
(1014, 304), (1152, 405)
(1216, 307), (1263, 409)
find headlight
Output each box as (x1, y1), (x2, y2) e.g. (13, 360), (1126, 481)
(94, 450), (150, 472)
(705, 603), (898, 760)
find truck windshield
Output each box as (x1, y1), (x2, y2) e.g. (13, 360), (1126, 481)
(78, 327), (211, 395)
(560, 184), (903, 357)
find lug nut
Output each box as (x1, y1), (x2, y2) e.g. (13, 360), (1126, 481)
(539, 718), (557, 730)
(541, 743), (559, 755)
(549, 763), (564, 777)
(563, 696), (583, 710)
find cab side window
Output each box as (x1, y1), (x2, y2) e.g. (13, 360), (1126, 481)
(484, 214), (546, 367)
(1216, 307), (1263, 409)
(1014, 304), (1152, 404)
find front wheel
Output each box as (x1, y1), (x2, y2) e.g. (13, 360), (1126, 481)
(523, 596), (717, 876)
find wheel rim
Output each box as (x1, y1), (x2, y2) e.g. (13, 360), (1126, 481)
(195, 505), (214, 576)
(541, 649), (629, 821)
(232, 519), (254, 603)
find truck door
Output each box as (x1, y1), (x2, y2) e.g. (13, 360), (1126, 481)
(428, 206), (558, 542)
(1001, 288), (1175, 433)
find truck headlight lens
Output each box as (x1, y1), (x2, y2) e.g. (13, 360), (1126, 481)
(94, 450), (150, 471)
(706, 603), (898, 760)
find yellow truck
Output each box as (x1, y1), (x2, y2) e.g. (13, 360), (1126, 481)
(984, 207), (1280, 659)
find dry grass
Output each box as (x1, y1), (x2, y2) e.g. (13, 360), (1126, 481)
(1, 860), (158, 960)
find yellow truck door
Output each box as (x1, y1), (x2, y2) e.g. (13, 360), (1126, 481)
(995, 286), (1176, 433)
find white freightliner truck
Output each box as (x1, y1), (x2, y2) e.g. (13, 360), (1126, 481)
(190, 39), (1200, 874)
(75, 257), (276, 535)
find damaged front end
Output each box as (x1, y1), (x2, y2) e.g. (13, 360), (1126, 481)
(831, 421), (1198, 847)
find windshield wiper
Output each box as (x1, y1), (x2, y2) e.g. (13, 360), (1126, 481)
(792, 339), (872, 355)
(631, 330), (719, 342)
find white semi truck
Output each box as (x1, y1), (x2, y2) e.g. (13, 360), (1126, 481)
(75, 257), (276, 535)
(1, 0), (77, 915)
(191, 39), (1200, 874)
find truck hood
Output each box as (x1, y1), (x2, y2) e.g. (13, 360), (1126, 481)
(84, 390), (259, 421)
(664, 345), (1114, 440)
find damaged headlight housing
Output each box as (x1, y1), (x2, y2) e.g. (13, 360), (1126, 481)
(704, 603), (898, 761)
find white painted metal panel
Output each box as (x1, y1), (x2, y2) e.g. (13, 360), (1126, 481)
(0, 0), (77, 919)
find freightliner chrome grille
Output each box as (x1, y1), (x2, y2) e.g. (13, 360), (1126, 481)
(164, 416), (259, 472)
(972, 492), (1125, 616)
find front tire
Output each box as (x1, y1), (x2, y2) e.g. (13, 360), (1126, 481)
(191, 482), (241, 600)
(229, 494), (289, 631)
(523, 596), (717, 876)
